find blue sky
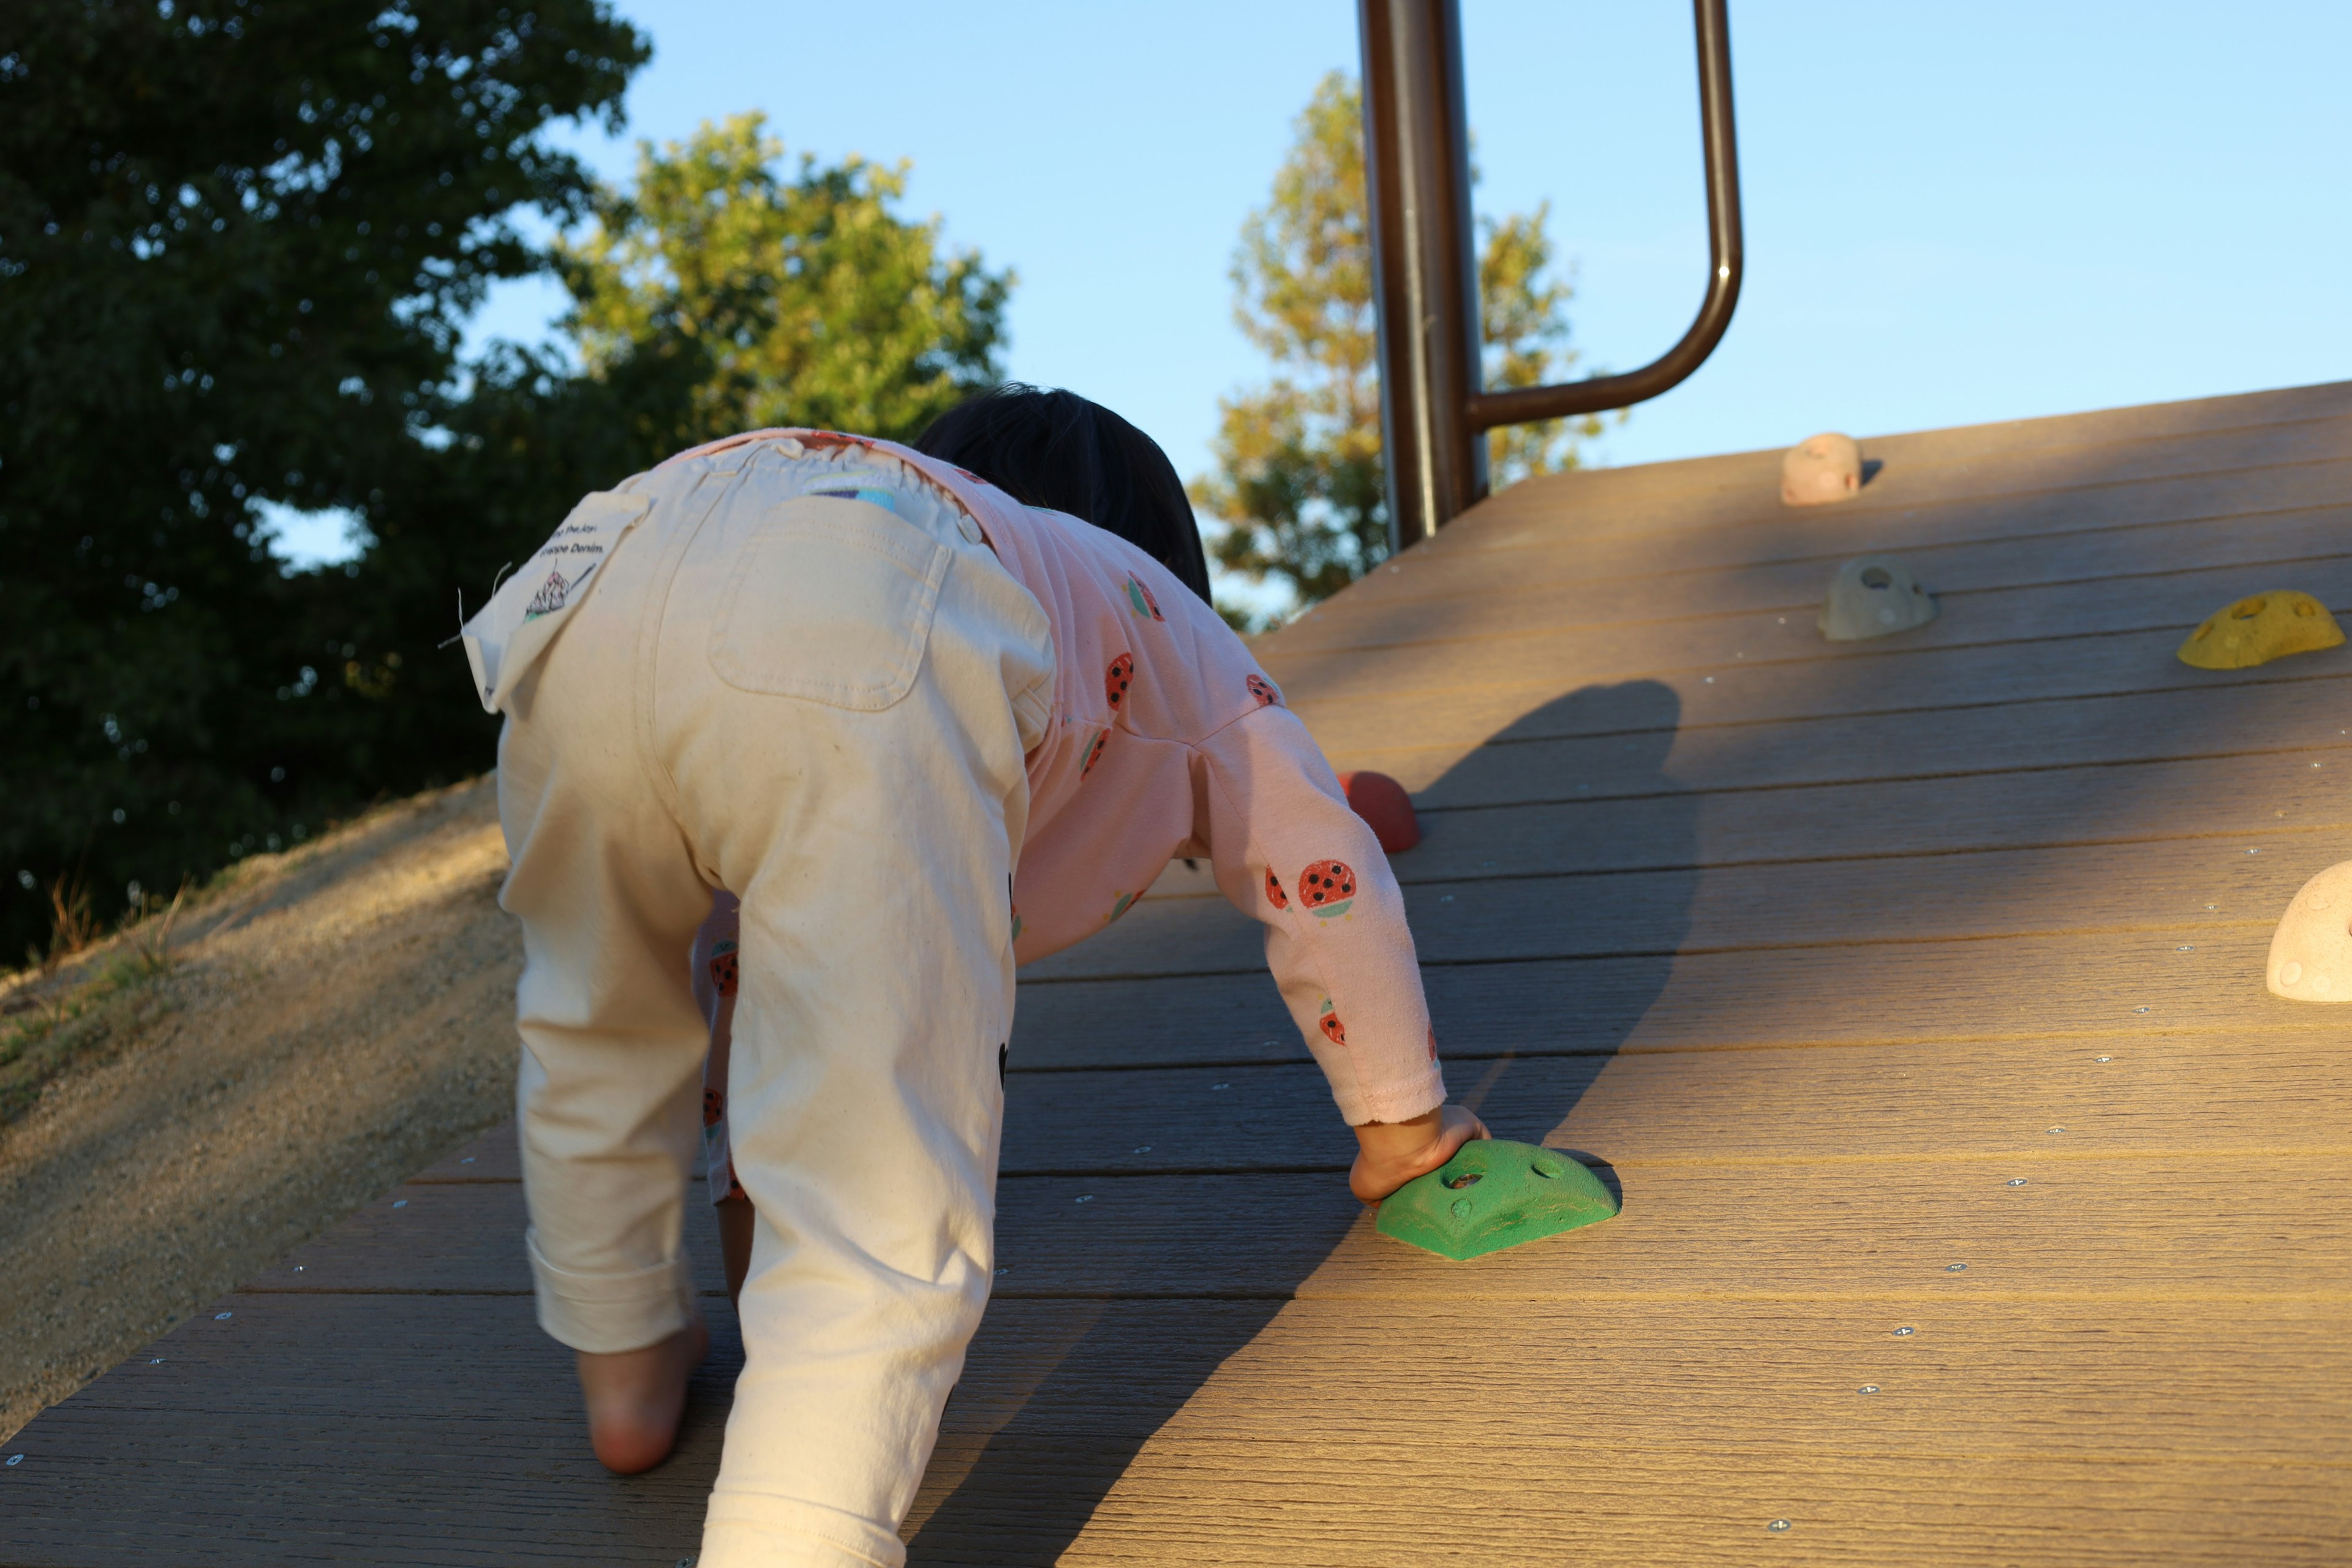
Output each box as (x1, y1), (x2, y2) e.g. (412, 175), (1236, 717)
(273, 1), (2352, 573)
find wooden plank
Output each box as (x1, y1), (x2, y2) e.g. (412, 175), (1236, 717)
(1294, 626), (2350, 769)
(1431, 380), (2352, 532)
(908, 1299), (2352, 1566)
(409, 1121), (716, 1190)
(1366, 679), (2352, 806)
(911, 1444), (2345, 1567)
(1028, 831), (2307, 981)
(244, 1153), (2352, 1304)
(1279, 540), (2352, 738)
(1343, 456), (2352, 637)
(411, 1120), (524, 1183)
(1128, 747), (2352, 886)
(236, 1178), (729, 1298)
(7, 1294), (2338, 1566)
(1420, 390), (2352, 564)
(1014, 929), (2288, 1071)
(998, 1156), (2352, 1303)
(252, 939), (2329, 1199)
(1417, 386), (2352, 567)
(18, 1297), (2333, 1561)
(0, 1294), (736, 1567)
(924, 1298), (2352, 1458)
(1282, 460), (2352, 651)
(995, 1035), (2352, 1177)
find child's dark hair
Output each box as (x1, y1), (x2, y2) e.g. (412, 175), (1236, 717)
(913, 384), (1212, 605)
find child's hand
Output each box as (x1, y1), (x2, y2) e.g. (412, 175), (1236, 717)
(1350, 1104), (1490, 1203)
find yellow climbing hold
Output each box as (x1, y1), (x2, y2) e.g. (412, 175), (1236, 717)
(2177, 591), (2343, 670)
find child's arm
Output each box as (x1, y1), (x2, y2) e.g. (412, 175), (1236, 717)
(1191, 696), (1482, 1190)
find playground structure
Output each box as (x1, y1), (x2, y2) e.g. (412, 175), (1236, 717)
(6, 4), (2350, 1561)
(7, 377), (2349, 1564)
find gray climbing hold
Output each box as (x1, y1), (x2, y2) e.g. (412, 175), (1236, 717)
(1819, 556), (1937, 642)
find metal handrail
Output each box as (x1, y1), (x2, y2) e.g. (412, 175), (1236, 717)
(1464, 0), (1743, 432)
(1359, 0), (1745, 547)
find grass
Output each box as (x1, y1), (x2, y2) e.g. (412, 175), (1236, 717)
(0, 888), (188, 1125)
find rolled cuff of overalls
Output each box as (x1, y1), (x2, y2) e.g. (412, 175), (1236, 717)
(699, 1492), (910, 1568)
(526, 1227), (695, 1354)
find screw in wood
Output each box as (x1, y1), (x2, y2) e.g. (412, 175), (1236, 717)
(1946, 1262), (1968, 1272)
(1893, 1327), (1915, 1336)
(1859, 1385), (1880, 1394)
(2008, 1178), (2029, 1186)
(1768, 1519), (1792, 1532)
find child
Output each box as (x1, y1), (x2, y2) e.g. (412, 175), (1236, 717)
(462, 386), (1485, 1568)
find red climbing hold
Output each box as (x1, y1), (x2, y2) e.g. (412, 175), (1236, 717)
(1339, 770), (1420, 853)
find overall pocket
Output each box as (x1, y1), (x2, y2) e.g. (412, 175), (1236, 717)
(707, 495), (953, 710)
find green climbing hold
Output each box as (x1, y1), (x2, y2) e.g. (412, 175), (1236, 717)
(1376, 1139), (1618, 1261)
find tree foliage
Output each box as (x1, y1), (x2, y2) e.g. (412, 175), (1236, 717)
(560, 113), (1009, 448)
(1192, 72), (1605, 620)
(0, 5), (1008, 967)
(0, 0), (646, 963)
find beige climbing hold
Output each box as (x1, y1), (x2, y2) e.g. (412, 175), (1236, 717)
(1781, 432), (1863, 506)
(2176, 590), (2344, 670)
(2267, 861), (2352, 1001)
(1819, 555), (1937, 642)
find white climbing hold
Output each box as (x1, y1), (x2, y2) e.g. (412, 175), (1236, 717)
(1819, 556), (1938, 642)
(2269, 860), (2352, 1002)
(1781, 432), (1863, 506)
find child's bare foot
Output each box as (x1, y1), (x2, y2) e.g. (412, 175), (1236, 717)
(576, 1318), (709, 1474)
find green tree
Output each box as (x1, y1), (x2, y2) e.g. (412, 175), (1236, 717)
(1193, 72), (1605, 621)
(0, 0), (647, 963)
(558, 113), (1011, 447)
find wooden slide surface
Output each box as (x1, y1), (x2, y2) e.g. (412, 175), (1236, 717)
(6, 382), (2350, 1565)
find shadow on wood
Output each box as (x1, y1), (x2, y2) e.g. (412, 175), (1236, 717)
(906, 681), (1694, 1564)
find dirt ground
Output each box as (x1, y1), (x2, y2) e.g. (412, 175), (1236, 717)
(0, 777), (523, 1442)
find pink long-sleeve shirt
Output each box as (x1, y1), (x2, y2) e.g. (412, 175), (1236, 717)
(672, 429), (1447, 1129)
